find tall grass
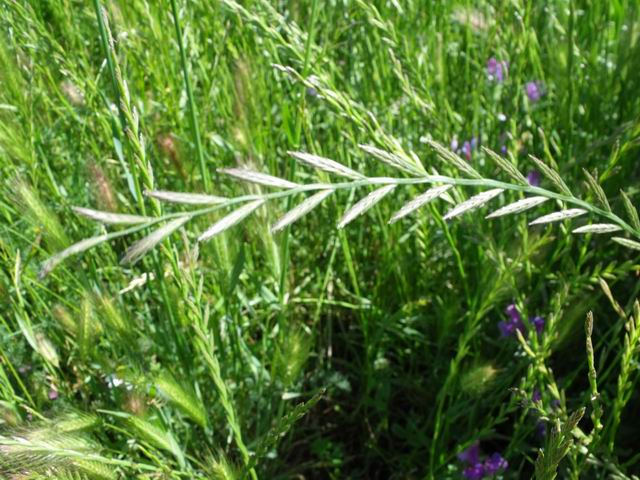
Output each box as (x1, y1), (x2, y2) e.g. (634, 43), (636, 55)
(1, 1), (640, 479)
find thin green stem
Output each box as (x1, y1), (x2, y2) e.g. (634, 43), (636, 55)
(169, 0), (210, 190)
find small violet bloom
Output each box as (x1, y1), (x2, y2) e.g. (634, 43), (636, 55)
(526, 81), (544, 102)
(463, 464), (485, 480)
(487, 58), (508, 83)
(458, 442), (481, 465)
(499, 304), (525, 337)
(48, 389), (59, 401)
(484, 453), (508, 475)
(532, 316), (545, 334)
(527, 170), (541, 187)
(452, 136), (478, 161)
(536, 420), (547, 438)
(532, 389), (542, 403)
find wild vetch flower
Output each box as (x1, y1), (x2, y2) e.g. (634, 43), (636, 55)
(48, 389), (59, 401)
(487, 58), (508, 83)
(532, 389), (542, 403)
(483, 453), (508, 475)
(499, 304), (525, 337)
(525, 81), (544, 102)
(458, 443), (507, 479)
(452, 136), (478, 160)
(527, 170), (541, 186)
(463, 464), (485, 480)
(458, 442), (481, 465)
(532, 316), (545, 334)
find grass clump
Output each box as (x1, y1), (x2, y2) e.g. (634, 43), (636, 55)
(1, 0), (640, 478)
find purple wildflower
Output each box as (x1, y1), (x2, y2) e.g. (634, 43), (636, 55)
(532, 316), (545, 334)
(525, 81), (544, 102)
(487, 58), (508, 83)
(462, 141), (472, 160)
(484, 453), (508, 475)
(500, 304), (525, 338)
(458, 442), (481, 465)
(536, 420), (547, 438)
(451, 137), (460, 152)
(532, 389), (542, 403)
(463, 463), (485, 480)
(527, 170), (541, 186)
(48, 389), (59, 401)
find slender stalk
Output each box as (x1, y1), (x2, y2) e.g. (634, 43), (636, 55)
(169, 0), (211, 190)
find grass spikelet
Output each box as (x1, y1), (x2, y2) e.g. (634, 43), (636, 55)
(529, 209), (587, 225)
(145, 190), (227, 205)
(620, 190), (640, 231)
(582, 169), (610, 211)
(359, 144), (420, 174)
(338, 185), (396, 228)
(611, 237), (640, 251)
(486, 196), (549, 219)
(72, 207), (151, 225)
(271, 189), (333, 233)
(288, 151), (365, 179)
(121, 217), (189, 265)
(443, 188), (504, 220)
(572, 223), (622, 234)
(528, 155), (573, 196)
(482, 147), (528, 185)
(534, 408), (585, 480)
(422, 138), (482, 179)
(198, 200), (264, 242)
(218, 168), (298, 189)
(155, 372), (208, 428)
(39, 234), (110, 278)
(127, 416), (184, 467)
(389, 185), (452, 223)
(16, 178), (69, 250)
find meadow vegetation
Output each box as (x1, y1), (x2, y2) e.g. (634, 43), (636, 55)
(1, 0), (640, 478)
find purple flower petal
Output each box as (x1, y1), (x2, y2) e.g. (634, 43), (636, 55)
(462, 141), (472, 160)
(484, 453), (508, 475)
(48, 389), (59, 400)
(526, 81), (544, 102)
(532, 316), (545, 334)
(498, 320), (514, 337)
(505, 304), (522, 323)
(527, 170), (541, 186)
(458, 442), (481, 465)
(487, 58), (508, 83)
(532, 389), (542, 403)
(463, 463), (486, 480)
(536, 420), (547, 438)
(451, 137), (460, 152)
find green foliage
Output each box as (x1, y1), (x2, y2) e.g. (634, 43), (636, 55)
(1, 0), (640, 478)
